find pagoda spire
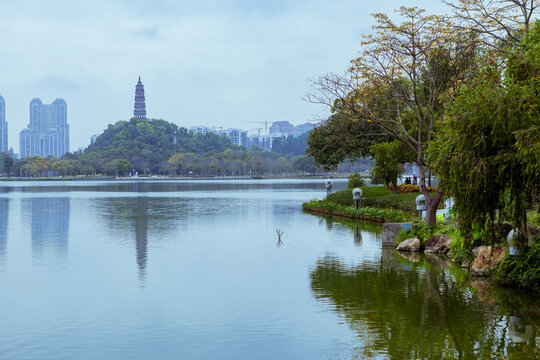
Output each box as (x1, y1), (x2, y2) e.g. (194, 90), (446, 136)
(134, 76), (147, 119)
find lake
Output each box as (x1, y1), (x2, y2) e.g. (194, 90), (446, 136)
(0, 179), (537, 359)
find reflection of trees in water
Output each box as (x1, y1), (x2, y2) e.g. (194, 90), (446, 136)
(22, 197), (70, 258)
(0, 198), (8, 258)
(310, 253), (540, 359)
(316, 216), (382, 236)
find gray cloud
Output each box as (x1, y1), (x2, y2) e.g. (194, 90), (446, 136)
(0, 0), (447, 152)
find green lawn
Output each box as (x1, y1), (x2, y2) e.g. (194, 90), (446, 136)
(327, 187), (437, 212)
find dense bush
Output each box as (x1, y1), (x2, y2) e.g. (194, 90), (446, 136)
(348, 172), (366, 188)
(398, 222), (458, 244)
(495, 235), (540, 291)
(303, 199), (412, 223)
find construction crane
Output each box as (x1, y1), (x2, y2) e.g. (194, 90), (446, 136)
(250, 128), (263, 137)
(242, 121), (275, 136)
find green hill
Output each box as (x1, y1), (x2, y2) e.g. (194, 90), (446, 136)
(86, 118), (233, 173)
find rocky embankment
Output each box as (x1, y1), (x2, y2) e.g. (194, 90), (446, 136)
(396, 234), (508, 277)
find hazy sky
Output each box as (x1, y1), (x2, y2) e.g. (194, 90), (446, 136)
(0, 0), (446, 152)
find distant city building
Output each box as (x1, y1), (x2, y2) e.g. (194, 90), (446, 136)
(269, 121), (295, 136)
(189, 126), (215, 134)
(19, 98), (69, 159)
(190, 126), (249, 148)
(218, 128), (248, 147)
(248, 134), (279, 151)
(0, 95), (7, 152)
(134, 76), (147, 119)
(294, 122), (314, 135)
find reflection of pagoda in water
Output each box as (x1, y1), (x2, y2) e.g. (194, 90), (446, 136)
(0, 199), (8, 258)
(25, 197), (70, 257)
(135, 197), (148, 281)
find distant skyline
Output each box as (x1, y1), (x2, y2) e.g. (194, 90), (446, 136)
(0, 0), (446, 153)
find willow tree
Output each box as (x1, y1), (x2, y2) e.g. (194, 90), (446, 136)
(306, 7), (478, 225)
(429, 21), (540, 248)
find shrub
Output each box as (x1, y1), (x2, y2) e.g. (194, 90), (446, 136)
(495, 235), (540, 291)
(348, 172), (366, 188)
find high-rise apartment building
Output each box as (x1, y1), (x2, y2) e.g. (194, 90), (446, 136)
(269, 121), (295, 136)
(0, 95), (7, 152)
(19, 98), (69, 159)
(134, 76), (147, 119)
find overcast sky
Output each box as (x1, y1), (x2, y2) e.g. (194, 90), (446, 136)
(0, 0), (447, 153)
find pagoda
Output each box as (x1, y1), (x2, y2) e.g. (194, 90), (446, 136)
(133, 76), (147, 119)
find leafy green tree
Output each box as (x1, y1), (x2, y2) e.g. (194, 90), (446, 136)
(272, 132), (309, 156)
(306, 112), (390, 171)
(292, 155), (317, 175)
(429, 21), (540, 248)
(0, 152), (14, 176)
(347, 172), (365, 188)
(370, 141), (414, 194)
(306, 8), (479, 224)
(103, 159), (133, 176)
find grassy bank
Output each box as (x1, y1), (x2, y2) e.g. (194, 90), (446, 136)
(302, 199), (413, 223)
(327, 186), (437, 212)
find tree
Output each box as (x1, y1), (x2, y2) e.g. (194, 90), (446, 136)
(103, 159), (132, 176)
(271, 132), (309, 157)
(370, 141), (412, 194)
(306, 7), (478, 225)
(292, 155), (317, 175)
(306, 112), (390, 170)
(444, 0), (539, 51)
(0, 152), (14, 176)
(429, 21), (540, 248)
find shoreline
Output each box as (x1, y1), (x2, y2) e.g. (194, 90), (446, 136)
(303, 197), (539, 293)
(0, 175), (350, 182)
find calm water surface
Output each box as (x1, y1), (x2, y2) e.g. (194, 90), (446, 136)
(0, 179), (537, 359)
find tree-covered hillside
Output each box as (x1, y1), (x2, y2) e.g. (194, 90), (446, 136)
(86, 118), (233, 173)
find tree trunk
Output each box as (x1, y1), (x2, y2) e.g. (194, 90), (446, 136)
(418, 163), (442, 226)
(424, 202), (439, 226)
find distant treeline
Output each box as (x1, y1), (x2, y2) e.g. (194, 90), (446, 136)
(0, 118), (371, 177)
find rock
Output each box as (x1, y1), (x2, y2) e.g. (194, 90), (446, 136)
(424, 234), (453, 254)
(470, 245), (508, 277)
(396, 237), (421, 252)
(469, 280), (498, 305)
(397, 251), (421, 262)
(425, 253), (451, 269)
